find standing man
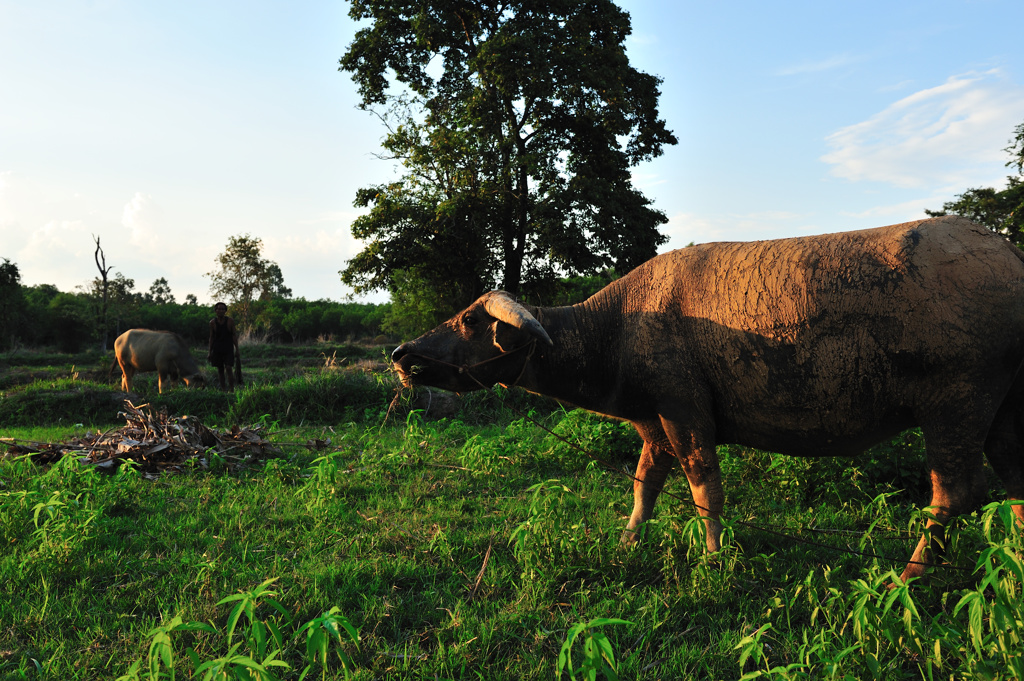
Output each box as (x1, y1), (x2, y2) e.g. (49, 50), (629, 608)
(208, 302), (239, 390)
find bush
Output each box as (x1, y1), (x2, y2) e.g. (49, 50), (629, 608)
(0, 378), (243, 428)
(227, 371), (391, 426)
(545, 409), (641, 465)
(0, 379), (126, 427)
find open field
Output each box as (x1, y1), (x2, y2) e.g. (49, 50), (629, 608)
(1, 342), (1023, 679)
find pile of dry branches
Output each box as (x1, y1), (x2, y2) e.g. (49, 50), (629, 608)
(1, 401), (280, 478)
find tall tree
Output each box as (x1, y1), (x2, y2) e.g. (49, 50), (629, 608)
(205, 234), (292, 326)
(339, 0), (677, 305)
(1008, 120), (1024, 176)
(927, 120), (1024, 246)
(145, 277), (176, 305)
(0, 258), (26, 349)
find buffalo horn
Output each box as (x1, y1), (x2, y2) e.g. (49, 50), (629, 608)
(483, 292), (554, 346)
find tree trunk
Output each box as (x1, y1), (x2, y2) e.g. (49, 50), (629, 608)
(93, 236), (112, 350)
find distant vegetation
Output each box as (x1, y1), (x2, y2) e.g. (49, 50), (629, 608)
(0, 273), (389, 353)
(0, 256), (623, 357)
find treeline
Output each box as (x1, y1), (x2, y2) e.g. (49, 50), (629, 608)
(0, 268), (388, 353)
(0, 254), (620, 353)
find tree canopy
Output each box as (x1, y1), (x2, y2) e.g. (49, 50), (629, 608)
(206, 234), (292, 326)
(927, 120), (1024, 246)
(145, 277), (176, 305)
(338, 0), (677, 312)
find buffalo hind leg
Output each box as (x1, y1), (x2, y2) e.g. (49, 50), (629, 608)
(621, 435), (676, 545)
(120, 362), (134, 392)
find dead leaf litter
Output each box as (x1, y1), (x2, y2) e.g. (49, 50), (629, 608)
(1, 400), (283, 478)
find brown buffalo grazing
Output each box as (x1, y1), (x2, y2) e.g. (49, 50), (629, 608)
(113, 329), (206, 394)
(392, 216), (1024, 582)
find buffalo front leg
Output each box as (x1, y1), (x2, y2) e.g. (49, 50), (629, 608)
(621, 438), (676, 545)
(679, 447), (725, 553)
(900, 444), (987, 584)
(660, 417), (724, 554)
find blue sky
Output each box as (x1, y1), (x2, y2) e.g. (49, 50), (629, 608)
(2, 0), (1024, 305)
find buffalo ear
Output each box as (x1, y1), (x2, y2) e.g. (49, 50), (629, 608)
(493, 320), (532, 354)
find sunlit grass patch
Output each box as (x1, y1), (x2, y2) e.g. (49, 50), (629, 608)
(2, 358), (1022, 678)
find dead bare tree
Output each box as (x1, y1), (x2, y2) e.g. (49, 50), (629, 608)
(94, 235), (114, 350)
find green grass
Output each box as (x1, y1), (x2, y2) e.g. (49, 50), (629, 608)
(1, 414), (1020, 679)
(1, 345), (1022, 679)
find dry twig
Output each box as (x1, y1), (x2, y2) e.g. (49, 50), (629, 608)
(1, 400), (281, 478)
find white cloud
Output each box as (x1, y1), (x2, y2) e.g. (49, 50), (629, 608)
(121, 192), (165, 257)
(116, 192), (227, 299)
(0, 174), (20, 246)
(0, 172), (31, 237)
(16, 219), (100, 290)
(879, 79), (916, 93)
(839, 176), (1016, 222)
(743, 210), (803, 222)
(1, 180), (215, 297)
(659, 210), (813, 251)
(776, 52), (866, 77)
(117, 192), (208, 292)
(840, 197), (941, 221)
(264, 226), (373, 301)
(626, 32), (658, 48)
(821, 70), (1024, 189)
(658, 212), (713, 251)
(269, 228), (364, 263)
(22, 219), (92, 257)
(0, 174), (109, 290)
(296, 209), (365, 227)
(630, 169), (668, 191)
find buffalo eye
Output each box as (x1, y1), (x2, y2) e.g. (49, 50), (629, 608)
(463, 313), (480, 328)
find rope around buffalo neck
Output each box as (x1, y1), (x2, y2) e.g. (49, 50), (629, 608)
(401, 339), (539, 391)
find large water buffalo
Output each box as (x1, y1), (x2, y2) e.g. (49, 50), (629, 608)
(113, 329), (206, 394)
(392, 216), (1024, 582)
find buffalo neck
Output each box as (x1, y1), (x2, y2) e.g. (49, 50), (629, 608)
(522, 291), (627, 413)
